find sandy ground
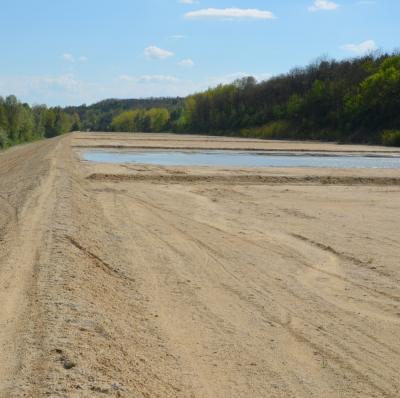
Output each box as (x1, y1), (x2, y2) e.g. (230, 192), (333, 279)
(1, 132), (400, 397)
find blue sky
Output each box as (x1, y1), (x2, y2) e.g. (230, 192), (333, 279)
(0, 0), (398, 106)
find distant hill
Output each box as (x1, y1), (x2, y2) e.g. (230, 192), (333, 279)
(64, 97), (183, 131)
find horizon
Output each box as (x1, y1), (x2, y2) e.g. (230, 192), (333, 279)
(1, 0), (399, 107)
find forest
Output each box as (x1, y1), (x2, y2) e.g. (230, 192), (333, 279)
(2, 52), (400, 149)
(65, 98), (182, 132)
(98, 52), (400, 146)
(0, 95), (79, 149)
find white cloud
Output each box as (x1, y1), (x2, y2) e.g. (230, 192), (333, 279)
(341, 39), (377, 54)
(118, 75), (136, 82)
(139, 75), (179, 83)
(61, 53), (88, 63)
(171, 34), (186, 39)
(118, 75), (178, 83)
(185, 8), (276, 20)
(178, 58), (195, 68)
(62, 53), (75, 62)
(44, 74), (81, 91)
(179, 0), (198, 4)
(144, 46), (174, 59)
(309, 0), (339, 12)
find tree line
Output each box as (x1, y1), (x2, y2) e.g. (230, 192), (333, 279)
(79, 52), (399, 146)
(171, 52), (400, 145)
(65, 98), (182, 132)
(0, 95), (79, 149)
(2, 52), (399, 149)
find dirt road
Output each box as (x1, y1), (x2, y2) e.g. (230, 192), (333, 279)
(1, 133), (400, 397)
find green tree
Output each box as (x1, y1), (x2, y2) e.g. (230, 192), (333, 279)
(349, 56), (400, 129)
(147, 108), (170, 132)
(5, 95), (21, 142)
(0, 127), (8, 148)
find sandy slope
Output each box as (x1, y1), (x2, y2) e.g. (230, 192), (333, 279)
(0, 133), (400, 397)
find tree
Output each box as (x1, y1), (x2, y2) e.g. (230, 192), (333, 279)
(111, 108), (171, 133)
(346, 56), (400, 132)
(5, 95), (21, 142)
(0, 127), (8, 148)
(147, 108), (170, 132)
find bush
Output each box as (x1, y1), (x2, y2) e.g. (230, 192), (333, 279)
(240, 120), (292, 139)
(382, 130), (400, 147)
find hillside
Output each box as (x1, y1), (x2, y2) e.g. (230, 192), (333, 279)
(64, 97), (183, 132)
(64, 53), (400, 146)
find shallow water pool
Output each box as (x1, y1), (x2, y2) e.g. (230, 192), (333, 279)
(83, 150), (400, 169)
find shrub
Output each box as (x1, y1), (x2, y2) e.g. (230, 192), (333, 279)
(381, 130), (400, 147)
(240, 120), (291, 139)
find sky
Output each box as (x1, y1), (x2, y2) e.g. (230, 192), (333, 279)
(0, 0), (398, 106)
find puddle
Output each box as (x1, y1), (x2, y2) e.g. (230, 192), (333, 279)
(83, 150), (400, 169)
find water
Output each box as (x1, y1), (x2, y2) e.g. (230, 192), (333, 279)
(83, 150), (400, 169)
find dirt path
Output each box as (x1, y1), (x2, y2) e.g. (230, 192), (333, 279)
(0, 133), (400, 397)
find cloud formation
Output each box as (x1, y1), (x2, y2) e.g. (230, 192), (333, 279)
(341, 40), (377, 54)
(118, 75), (178, 83)
(61, 53), (88, 63)
(178, 59), (195, 67)
(185, 8), (276, 20)
(309, 0), (339, 12)
(144, 46), (174, 59)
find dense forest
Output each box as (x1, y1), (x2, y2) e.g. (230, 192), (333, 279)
(65, 98), (182, 132)
(2, 53), (400, 149)
(68, 52), (400, 146)
(0, 95), (79, 149)
(172, 53), (400, 145)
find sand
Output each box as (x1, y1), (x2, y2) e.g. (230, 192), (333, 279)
(0, 132), (399, 397)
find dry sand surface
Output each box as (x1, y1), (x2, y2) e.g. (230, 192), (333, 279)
(1, 132), (400, 397)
